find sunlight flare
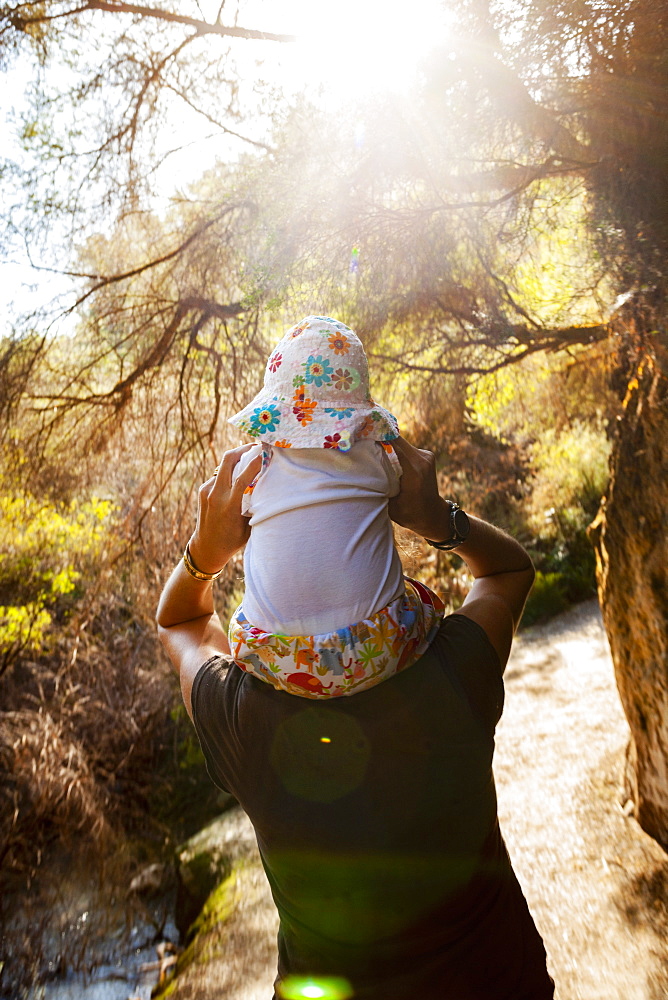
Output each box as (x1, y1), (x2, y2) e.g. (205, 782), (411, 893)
(282, 0), (450, 102)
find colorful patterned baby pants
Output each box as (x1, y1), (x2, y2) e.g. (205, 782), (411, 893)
(228, 578), (445, 698)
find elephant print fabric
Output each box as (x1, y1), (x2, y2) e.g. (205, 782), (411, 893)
(228, 578), (445, 699)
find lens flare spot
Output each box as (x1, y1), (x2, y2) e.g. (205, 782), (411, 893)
(278, 977), (353, 1000)
(320, 736), (331, 743)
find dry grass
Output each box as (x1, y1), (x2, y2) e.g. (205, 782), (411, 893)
(0, 554), (177, 996)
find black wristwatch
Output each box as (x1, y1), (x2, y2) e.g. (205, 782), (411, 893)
(427, 501), (470, 550)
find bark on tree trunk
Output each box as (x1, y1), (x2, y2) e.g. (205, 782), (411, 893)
(589, 335), (668, 850)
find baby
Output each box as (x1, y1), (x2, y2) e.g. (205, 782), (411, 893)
(227, 315), (445, 698)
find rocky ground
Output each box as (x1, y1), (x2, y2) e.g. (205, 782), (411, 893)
(156, 598), (668, 1000)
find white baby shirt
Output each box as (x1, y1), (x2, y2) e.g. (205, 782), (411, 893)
(233, 440), (404, 635)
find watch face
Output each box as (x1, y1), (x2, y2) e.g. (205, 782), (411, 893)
(453, 507), (470, 539)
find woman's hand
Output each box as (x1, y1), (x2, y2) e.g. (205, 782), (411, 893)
(388, 435), (534, 668)
(388, 436), (451, 543)
(188, 444), (263, 575)
(157, 444), (262, 630)
(156, 445), (263, 715)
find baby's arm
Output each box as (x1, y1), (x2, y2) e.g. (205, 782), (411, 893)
(232, 442), (264, 516)
(377, 440), (403, 498)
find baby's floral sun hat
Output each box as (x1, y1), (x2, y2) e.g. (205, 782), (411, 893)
(228, 316), (398, 451)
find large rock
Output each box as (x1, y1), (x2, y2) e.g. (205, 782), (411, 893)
(175, 804), (259, 939)
(154, 806), (278, 999)
(590, 333), (668, 849)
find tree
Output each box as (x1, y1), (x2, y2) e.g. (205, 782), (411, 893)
(0, 0), (292, 336)
(305, 0), (668, 847)
(0, 0), (290, 492)
(2, 0), (668, 852)
(207, 0), (668, 846)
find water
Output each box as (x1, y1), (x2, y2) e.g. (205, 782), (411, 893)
(41, 925), (178, 1000)
(4, 854), (179, 1000)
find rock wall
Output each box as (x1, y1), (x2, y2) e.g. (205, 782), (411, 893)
(590, 344), (668, 849)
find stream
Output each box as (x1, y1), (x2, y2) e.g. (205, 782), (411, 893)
(41, 928), (175, 1000)
(5, 852), (180, 1000)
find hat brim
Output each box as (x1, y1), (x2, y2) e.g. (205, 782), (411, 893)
(228, 389), (398, 450)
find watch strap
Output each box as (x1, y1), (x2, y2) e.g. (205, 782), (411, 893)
(426, 501), (469, 551)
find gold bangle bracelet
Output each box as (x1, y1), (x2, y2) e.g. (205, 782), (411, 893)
(183, 543), (223, 582)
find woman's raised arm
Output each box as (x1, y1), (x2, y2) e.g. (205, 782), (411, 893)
(389, 436), (534, 669)
(156, 445), (262, 717)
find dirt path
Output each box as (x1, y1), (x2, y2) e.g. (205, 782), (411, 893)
(496, 598), (668, 1000)
(162, 599), (668, 999)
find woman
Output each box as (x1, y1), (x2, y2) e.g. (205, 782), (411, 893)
(157, 436), (555, 999)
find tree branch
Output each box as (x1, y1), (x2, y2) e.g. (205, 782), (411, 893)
(163, 81), (274, 152)
(4, 1), (295, 42)
(64, 201), (253, 314)
(436, 156), (598, 197)
(369, 321), (610, 376)
(84, 0), (296, 42)
(30, 295), (246, 412)
(454, 35), (594, 163)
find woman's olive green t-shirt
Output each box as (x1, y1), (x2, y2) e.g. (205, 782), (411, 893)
(191, 614), (554, 1000)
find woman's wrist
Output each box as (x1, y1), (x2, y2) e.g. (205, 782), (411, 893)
(413, 496), (454, 544)
(187, 534), (233, 578)
(183, 542), (224, 582)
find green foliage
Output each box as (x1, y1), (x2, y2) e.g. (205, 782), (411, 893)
(0, 492), (115, 669)
(522, 572), (570, 626)
(468, 351), (614, 621)
(467, 349), (617, 445)
(170, 703), (206, 772)
(511, 182), (611, 328)
(528, 422), (611, 529)
(522, 421), (611, 619)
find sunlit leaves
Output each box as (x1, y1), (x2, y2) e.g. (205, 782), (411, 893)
(0, 493), (115, 669)
(466, 347), (617, 444)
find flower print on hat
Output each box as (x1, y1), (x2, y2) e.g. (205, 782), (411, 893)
(228, 315), (399, 448)
(324, 406), (354, 418)
(332, 366), (360, 391)
(292, 386), (318, 427)
(328, 331), (350, 355)
(303, 355), (334, 386)
(324, 431), (352, 451)
(249, 402), (282, 435)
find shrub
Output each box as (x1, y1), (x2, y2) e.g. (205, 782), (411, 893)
(0, 488), (180, 995)
(0, 493), (114, 673)
(524, 420), (610, 610)
(527, 422), (611, 532)
(522, 571), (570, 625)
